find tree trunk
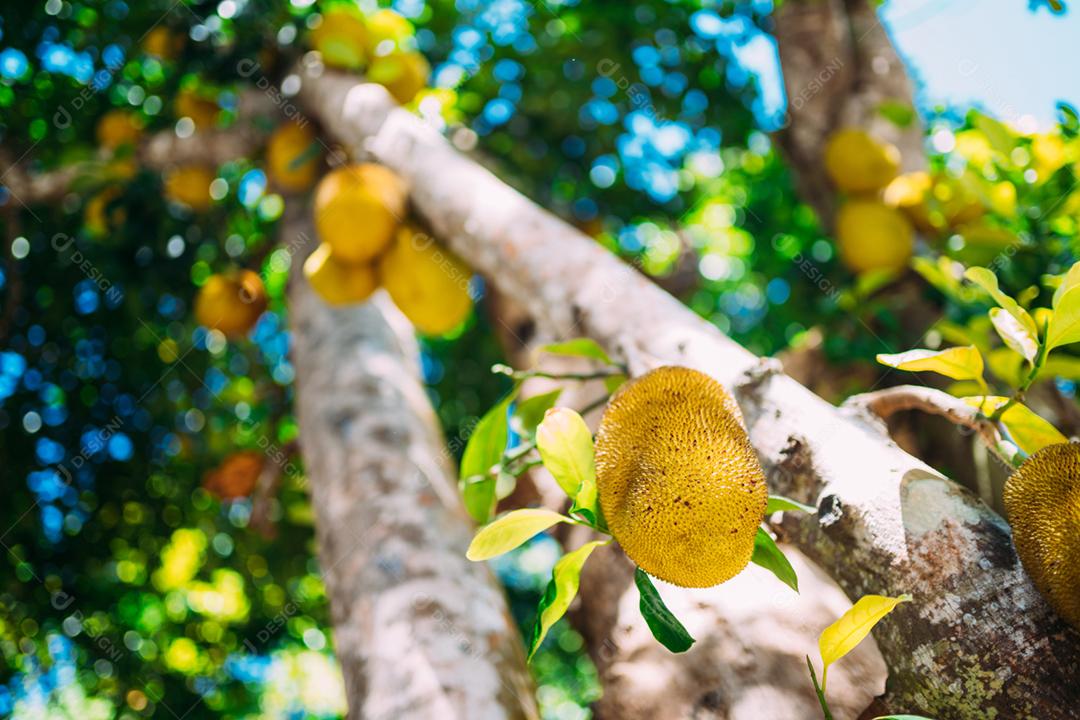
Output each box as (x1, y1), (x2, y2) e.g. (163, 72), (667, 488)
(772, 0), (926, 225)
(287, 206), (538, 720)
(297, 69), (1080, 718)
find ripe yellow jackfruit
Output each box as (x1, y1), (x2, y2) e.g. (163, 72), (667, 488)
(314, 164), (406, 264)
(369, 51), (430, 105)
(266, 121), (320, 193)
(824, 128), (901, 194)
(96, 110), (143, 150)
(1004, 442), (1080, 630)
(303, 243), (378, 307)
(311, 7), (368, 70)
(194, 270), (267, 337)
(835, 199), (914, 274)
(378, 224), (472, 335)
(364, 9), (414, 55)
(164, 165), (215, 211)
(594, 366), (768, 588)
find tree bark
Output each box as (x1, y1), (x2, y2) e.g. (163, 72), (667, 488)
(297, 68), (1080, 718)
(287, 206), (538, 720)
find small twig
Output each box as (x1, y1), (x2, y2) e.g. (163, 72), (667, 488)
(492, 363), (622, 382)
(843, 384), (1018, 468)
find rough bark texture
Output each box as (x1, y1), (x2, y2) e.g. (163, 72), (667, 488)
(298, 68), (1080, 718)
(288, 208), (537, 720)
(772, 0), (926, 224)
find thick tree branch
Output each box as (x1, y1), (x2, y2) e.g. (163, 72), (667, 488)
(844, 384), (1015, 468)
(287, 205), (537, 720)
(298, 68), (1080, 718)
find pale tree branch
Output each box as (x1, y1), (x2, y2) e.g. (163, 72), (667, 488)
(844, 384), (1016, 468)
(285, 202), (537, 720)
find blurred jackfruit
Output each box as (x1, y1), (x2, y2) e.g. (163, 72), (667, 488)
(311, 7), (368, 70)
(824, 128), (901, 194)
(96, 110), (143, 150)
(378, 224), (473, 335)
(303, 242), (378, 307)
(594, 366), (767, 588)
(164, 165), (215, 211)
(835, 199), (914, 274)
(1004, 442), (1080, 630)
(204, 451), (264, 500)
(194, 270), (267, 337)
(314, 164), (406, 264)
(266, 121), (320, 193)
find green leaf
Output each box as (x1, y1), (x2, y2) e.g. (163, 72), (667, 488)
(466, 508), (571, 561)
(512, 389), (562, 436)
(877, 99), (915, 128)
(528, 540), (608, 660)
(876, 346), (984, 382)
(634, 568), (695, 653)
(964, 267), (1038, 339)
(766, 495), (816, 514)
(819, 593), (911, 690)
(962, 396), (1067, 455)
(460, 391), (517, 523)
(970, 110), (1016, 157)
(603, 374), (626, 394)
(1047, 285), (1080, 350)
(536, 408), (596, 503)
(750, 528), (799, 593)
(989, 308), (1039, 364)
(541, 338), (613, 365)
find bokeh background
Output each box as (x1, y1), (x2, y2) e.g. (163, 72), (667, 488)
(1, 0), (1078, 718)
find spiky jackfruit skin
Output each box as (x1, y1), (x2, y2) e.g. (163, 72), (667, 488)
(1004, 442), (1080, 630)
(595, 366), (768, 588)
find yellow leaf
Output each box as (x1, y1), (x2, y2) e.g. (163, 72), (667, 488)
(989, 308), (1038, 364)
(819, 593), (911, 689)
(1047, 286), (1080, 350)
(964, 267), (1038, 339)
(536, 408), (596, 502)
(876, 346), (984, 382)
(962, 397), (1067, 455)
(1055, 261), (1080, 308)
(528, 539), (608, 660)
(466, 508), (571, 561)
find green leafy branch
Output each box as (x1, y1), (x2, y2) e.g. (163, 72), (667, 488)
(875, 261), (1080, 465)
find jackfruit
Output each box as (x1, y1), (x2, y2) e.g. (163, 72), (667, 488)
(594, 366), (768, 588)
(311, 7), (368, 70)
(194, 270), (267, 337)
(164, 165), (215, 211)
(314, 164), (406, 264)
(96, 110), (143, 150)
(364, 9), (414, 55)
(824, 128), (901, 194)
(303, 242), (378, 307)
(378, 224), (473, 335)
(1004, 442), (1080, 630)
(266, 121), (320, 193)
(204, 451), (263, 500)
(835, 199), (914, 274)
(368, 50), (430, 105)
